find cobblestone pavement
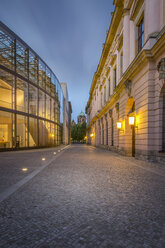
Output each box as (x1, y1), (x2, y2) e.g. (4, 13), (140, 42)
(0, 145), (165, 248)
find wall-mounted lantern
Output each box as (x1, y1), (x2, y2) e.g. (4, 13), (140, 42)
(117, 121), (124, 131)
(90, 133), (94, 137)
(117, 122), (122, 129)
(129, 116), (138, 128)
(129, 116), (135, 125)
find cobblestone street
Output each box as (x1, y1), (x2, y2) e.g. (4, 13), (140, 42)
(0, 145), (165, 248)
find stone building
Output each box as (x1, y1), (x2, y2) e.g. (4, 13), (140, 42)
(86, 0), (165, 162)
(61, 83), (72, 145)
(77, 111), (86, 125)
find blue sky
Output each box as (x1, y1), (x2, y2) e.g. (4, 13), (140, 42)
(0, 0), (114, 121)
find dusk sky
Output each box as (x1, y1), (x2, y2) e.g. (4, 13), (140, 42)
(0, 0), (114, 121)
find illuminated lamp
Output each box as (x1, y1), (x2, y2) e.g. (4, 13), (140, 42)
(129, 116), (135, 125)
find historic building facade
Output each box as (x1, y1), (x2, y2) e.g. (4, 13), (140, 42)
(0, 21), (65, 150)
(86, 0), (165, 162)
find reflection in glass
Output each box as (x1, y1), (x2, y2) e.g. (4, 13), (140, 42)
(39, 90), (45, 118)
(39, 120), (46, 146)
(0, 69), (14, 109)
(29, 84), (38, 115)
(51, 99), (55, 121)
(16, 115), (28, 147)
(16, 41), (28, 78)
(29, 117), (38, 146)
(0, 110), (13, 148)
(39, 59), (45, 89)
(29, 51), (38, 83)
(46, 95), (51, 120)
(46, 67), (51, 93)
(16, 78), (28, 112)
(0, 29), (15, 70)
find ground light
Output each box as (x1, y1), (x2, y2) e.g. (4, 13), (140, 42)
(22, 168), (28, 172)
(54, 152), (56, 155)
(42, 158), (46, 161)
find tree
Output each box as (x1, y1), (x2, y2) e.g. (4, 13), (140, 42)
(71, 122), (86, 142)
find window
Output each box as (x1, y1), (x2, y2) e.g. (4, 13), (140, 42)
(0, 69), (14, 109)
(138, 18), (144, 52)
(104, 86), (106, 105)
(16, 78), (28, 112)
(16, 115), (28, 147)
(108, 78), (111, 98)
(29, 84), (38, 115)
(114, 68), (117, 89)
(120, 52), (123, 77)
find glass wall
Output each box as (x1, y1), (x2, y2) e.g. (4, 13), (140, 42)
(0, 110), (13, 148)
(16, 115), (28, 147)
(0, 21), (63, 149)
(16, 78), (28, 112)
(29, 117), (38, 147)
(0, 69), (14, 109)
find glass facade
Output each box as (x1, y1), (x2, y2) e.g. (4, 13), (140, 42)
(0, 21), (63, 149)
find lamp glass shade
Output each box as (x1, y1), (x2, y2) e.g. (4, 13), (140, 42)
(129, 116), (135, 125)
(117, 122), (122, 129)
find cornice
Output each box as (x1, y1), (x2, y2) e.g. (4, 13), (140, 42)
(86, 2), (123, 111)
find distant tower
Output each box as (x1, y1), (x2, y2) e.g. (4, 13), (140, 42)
(72, 120), (76, 126)
(77, 111), (86, 124)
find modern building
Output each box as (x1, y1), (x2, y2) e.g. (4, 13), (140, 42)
(0, 21), (64, 150)
(77, 111), (86, 125)
(86, 0), (165, 162)
(61, 82), (72, 145)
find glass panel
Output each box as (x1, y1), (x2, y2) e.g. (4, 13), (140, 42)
(0, 110), (13, 148)
(39, 90), (45, 118)
(16, 41), (28, 78)
(51, 74), (56, 97)
(46, 67), (51, 93)
(16, 78), (28, 112)
(39, 59), (45, 89)
(29, 117), (38, 146)
(50, 122), (55, 145)
(46, 95), (51, 120)
(39, 119), (46, 146)
(29, 84), (38, 115)
(0, 29), (15, 70)
(16, 115), (28, 147)
(51, 99), (55, 121)
(29, 50), (38, 83)
(0, 69), (14, 109)
(45, 121), (51, 146)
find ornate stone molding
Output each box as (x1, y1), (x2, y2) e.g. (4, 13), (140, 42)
(157, 58), (165, 80)
(124, 80), (132, 97)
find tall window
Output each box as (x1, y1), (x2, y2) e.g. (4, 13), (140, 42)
(138, 18), (144, 52)
(104, 86), (106, 105)
(108, 78), (111, 98)
(114, 68), (117, 89)
(120, 52), (123, 77)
